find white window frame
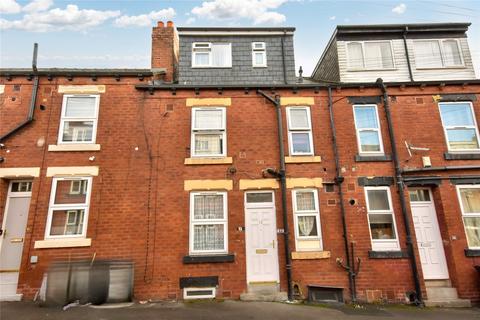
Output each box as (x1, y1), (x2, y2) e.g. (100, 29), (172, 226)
(413, 39), (464, 69)
(286, 106), (314, 156)
(456, 185), (480, 249)
(438, 101), (480, 153)
(252, 42), (267, 68)
(352, 104), (385, 155)
(189, 191), (228, 255)
(364, 186), (400, 251)
(292, 189), (323, 251)
(345, 40), (396, 71)
(183, 287), (216, 299)
(192, 42), (232, 68)
(191, 107), (227, 158)
(45, 176), (92, 239)
(58, 94), (100, 144)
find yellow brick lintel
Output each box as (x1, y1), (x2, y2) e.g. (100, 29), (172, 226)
(291, 251), (331, 260)
(34, 238), (92, 249)
(286, 177), (322, 189)
(186, 98), (231, 107)
(184, 157), (233, 165)
(46, 166), (99, 177)
(48, 144), (101, 152)
(280, 97), (315, 106)
(184, 179), (233, 191)
(285, 156), (321, 163)
(0, 167), (40, 178)
(58, 85), (105, 94)
(239, 179), (279, 190)
(0, 85), (5, 95)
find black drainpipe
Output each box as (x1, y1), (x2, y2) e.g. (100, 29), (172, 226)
(281, 30), (288, 84)
(0, 43), (39, 142)
(327, 87), (356, 302)
(377, 78), (423, 305)
(257, 89), (293, 301)
(402, 27), (414, 82)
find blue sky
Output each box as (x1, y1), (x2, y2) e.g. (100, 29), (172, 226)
(1, 0), (479, 77)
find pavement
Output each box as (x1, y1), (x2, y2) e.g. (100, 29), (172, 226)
(1, 300), (480, 320)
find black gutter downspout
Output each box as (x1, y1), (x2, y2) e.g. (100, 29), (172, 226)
(327, 87), (356, 303)
(257, 90), (293, 301)
(377, 78), (423, 305)
(403, 27), (414, 82)
(281, 30), (287, 84)
(0, 43), (39, 142)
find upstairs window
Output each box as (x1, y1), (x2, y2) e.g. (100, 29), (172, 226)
(414, 39), (463, 68)
(192, 42), (232, 68)
(287, 107), (314, 156)
(439, 102), (479, 151)
(59, 95), (99, 144)
(346, 41), (394, 70)
(191, 107), (226, 157)
(353, 105), (384, 155)
(252, 42), (267, 67)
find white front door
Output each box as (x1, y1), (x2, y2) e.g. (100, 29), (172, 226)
(409, 188), (449, 280)
(245, 191), (279, 283)
(0, 181), (32, 301)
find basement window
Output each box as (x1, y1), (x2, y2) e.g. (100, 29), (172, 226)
(184, 287), (216, 299)
(438, 102), (480, 152)
(414, 39), (463, 69)
(59, 95), (100, 144)
(252, 42), (267, 67)
(287, 106), (314, 156)
(457, 185), (480, 249)
(191, 107), (226, 157)
(192, 42), (232, 68)
(353, 104), (384, 155)
(293, 189), (322, 251)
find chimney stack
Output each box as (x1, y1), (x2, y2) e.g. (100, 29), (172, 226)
(151, 21), (178, 82)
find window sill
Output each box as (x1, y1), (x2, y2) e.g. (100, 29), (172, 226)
(415, 66), (466, 70)
(368, 250), (409, 259)
(464, 248), (480, 257)
(444, 152), (480, 160)
(285, 156), (321, 164)
(34, 238), (91, 249)
(355, 154), (392, 162)
(48, 144), (101, 152)
(183, 254), (235, 264)
(184, 157), (233, 165)
(291, 251), (330, 260)
(191, 66), (232, 69)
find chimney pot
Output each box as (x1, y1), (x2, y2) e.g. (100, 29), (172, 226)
(157, 21), (165, 28)
(167, 21), (174, 27)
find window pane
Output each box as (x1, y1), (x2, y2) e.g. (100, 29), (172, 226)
(65, 97), (96, 118)
(409, 189), (431, 202)
(11, 181), (32, 192)
(62, 121), (94, 142)
(194, 52), (210, 66)
(355, 106), (378, 129)
(193, 224), (224, 251)
(415, 41), (442, 68)
(443, 40), (462, 66)
(359, 131), (381, 152)
(193, 194), (224, 220)
(211, 43), (231, 67)
(347, 42), (364, 69)
(254, 52), (264, 65)
(296, 191), (316, 211)
(446, 129), (479, 150)
(297, 216), (318, 237)
(369, 213), (396, 239)
(440, 103), (475, 127)
(54, 179), (88, 205)
(289, 108), (309, 129)
(194, 109), (223, 129)
(194, 134), (222, 155)
(50, 209), (85, 236)
(367, 190), (390, 211)
(291, 132), (311, 154)
(460, 188), (480, 214)
(364, 42), (393, 69)
(464, 217), (480, 247)
(246, 193), (273, 203)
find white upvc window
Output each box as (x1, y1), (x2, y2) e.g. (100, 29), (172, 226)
(252, 42), (267, 67)
(438, 102), (480, 152)
(346, 41), (395, 70)
(192, 42), (232, 68)
(456, 185), (480, 249)
(58, 95), (100, 144)
(191, 107), (226, 157)
(414, 39), (464, 69)
(365, 187), (400, 251)
(189, 191), (228, 255)
(353, 104), (384, 155)
(292, 189), (322, 251)
(45, 177), (92, 239)
(287, 106), (314, 156)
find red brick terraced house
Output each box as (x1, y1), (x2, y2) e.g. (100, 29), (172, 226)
(0, 21), (479, 307)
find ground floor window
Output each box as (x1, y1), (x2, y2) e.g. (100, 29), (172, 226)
(292, 189), (322, 251)
(457, 185), (480, 248)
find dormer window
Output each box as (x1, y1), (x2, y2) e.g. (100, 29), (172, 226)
(192, 42), (232, 68)
(414, 39), (463, 69)
(252, 42), (267, 67)
(346, 41), (394, 70)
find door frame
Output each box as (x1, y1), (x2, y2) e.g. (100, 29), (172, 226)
(244, 190), (280, 284)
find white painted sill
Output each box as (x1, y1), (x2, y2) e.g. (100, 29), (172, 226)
(34, 238), (92, 249)
(48, 144), (101, 152)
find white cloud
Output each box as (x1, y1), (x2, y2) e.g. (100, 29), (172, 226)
(0, 0), (21, 14)
(186, 17), (196, 25)
(114, 8), (175, 27)
(191, 0), (287, 25)
(0, 4), (120, 32)
(23, 0), (53, 13)
(392, 3), (406, 14)
(329, 16), (336, 20)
